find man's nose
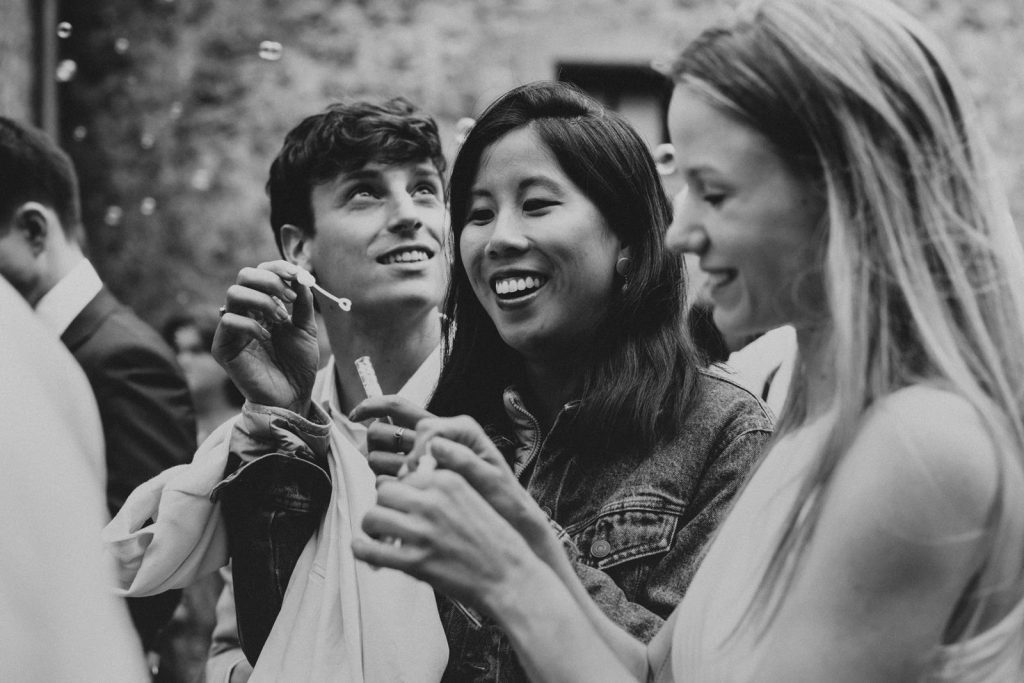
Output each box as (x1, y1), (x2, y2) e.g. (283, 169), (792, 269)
(388, 192), (423, 233)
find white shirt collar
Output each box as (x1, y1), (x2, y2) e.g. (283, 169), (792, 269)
(34, 258), (103, 336)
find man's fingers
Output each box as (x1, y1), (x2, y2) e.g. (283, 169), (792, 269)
(237, 263), (298, 303)
(212, 312), (270, 363)
(224, 283), (293, 327)
(256, 260), (317, 336)
(287, 271), (316, 335)
(367, 420), (417, 454)
(368, 450), (406, 477)
(351, 395), (435, 426)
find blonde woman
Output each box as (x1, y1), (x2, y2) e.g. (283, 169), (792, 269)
(353, 0), (1024, 680)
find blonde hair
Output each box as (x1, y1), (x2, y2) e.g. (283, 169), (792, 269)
(667, 0), (1024, 656)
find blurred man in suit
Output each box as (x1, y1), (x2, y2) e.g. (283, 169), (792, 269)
(0, 116), (195, 673)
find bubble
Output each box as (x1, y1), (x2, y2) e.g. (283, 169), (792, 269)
(114, 37), (130, 54)
(455, 117), (475, 145)
(190, 168), (212, 191)
(653, 143), (677, 176)
(55, 59), (77, 82)
(140, 197), (157, 215)
(140, 132), (156, 149)
(104, 206), (124, 226)
(56, 22), (72, 39)
(258, 40), (283, 61)
(72, 126), (88, 142)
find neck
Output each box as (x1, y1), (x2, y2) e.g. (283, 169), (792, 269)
(795, 324), (835, 418)
(322, 303), (441, 414)
(33, 243), (84, 306)
(522, 355), (582, 429)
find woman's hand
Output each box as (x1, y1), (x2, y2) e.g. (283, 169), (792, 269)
(415, 417), (558, 552)
(212, 261), (319, 415)
(352, 466), (542, 614)
(350, 396), (436, 476)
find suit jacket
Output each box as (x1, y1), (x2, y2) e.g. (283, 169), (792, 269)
(62, 286), (197, 651)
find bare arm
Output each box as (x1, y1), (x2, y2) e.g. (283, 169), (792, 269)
(748, 392), (999, 681)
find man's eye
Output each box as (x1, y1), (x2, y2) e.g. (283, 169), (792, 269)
(348, 185), (379, 200)
(413, 184), (440, 198)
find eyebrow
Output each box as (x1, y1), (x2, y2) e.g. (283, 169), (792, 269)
(682, 164), (719, 177)
(517, 176), (562, 195)
(469, 175), (563, 200)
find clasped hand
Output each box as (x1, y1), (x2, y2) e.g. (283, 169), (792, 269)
(350, 403), (561, 614)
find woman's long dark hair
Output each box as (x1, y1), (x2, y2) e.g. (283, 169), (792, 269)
(428, 81), (704, 456)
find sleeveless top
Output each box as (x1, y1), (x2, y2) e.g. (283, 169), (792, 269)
(646, 385), (1024, 682)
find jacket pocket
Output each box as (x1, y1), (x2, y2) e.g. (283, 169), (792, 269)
(567, 492), (684, 570)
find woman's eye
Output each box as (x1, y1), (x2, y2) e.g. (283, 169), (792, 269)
(703, 193), (726, 208)
(467, 207), (493, 224)
(523, 198), (557, 213)
(413, 184), (440, 198)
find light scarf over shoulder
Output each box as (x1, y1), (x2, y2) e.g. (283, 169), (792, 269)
(103, 351), (448, 682)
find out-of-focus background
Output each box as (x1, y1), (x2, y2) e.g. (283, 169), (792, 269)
(3, 0), (1023, 327)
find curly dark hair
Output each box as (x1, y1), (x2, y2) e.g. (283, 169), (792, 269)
(266, 97), (446, 253)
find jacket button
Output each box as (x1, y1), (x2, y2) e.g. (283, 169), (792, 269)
(590, 539), (612, 559)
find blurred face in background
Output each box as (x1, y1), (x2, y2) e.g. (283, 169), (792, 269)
(665, 86), (825, 340)
(171, 323), (227, 399)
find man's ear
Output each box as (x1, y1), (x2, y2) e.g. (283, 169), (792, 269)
(279, 224), (313, 271)
(12, 203), (52, 255)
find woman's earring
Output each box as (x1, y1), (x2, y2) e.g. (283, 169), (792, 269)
(616, 256), (632, 293)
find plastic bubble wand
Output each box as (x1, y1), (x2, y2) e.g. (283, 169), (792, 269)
(295, 267), (351, 311)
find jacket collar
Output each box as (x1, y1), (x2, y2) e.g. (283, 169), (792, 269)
(60, 287), (120, 351)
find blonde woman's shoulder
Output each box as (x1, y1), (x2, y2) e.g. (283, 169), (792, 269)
(841, 383), (1004, 545)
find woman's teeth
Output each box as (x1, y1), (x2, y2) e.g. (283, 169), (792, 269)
(494, 275), (547, 297)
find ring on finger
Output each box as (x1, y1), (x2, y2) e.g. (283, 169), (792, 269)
(393, 427), (406, 450)
(218, 305), (228, 317)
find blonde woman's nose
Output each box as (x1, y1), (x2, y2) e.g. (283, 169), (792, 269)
(665, 184), (708, 256)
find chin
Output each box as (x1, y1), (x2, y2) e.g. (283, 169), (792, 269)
(712, 309), (764, 342)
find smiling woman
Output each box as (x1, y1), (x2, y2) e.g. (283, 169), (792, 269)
(414, 80), (773, 680)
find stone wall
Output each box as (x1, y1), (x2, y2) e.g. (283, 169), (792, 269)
(21, 0), (1024, 320)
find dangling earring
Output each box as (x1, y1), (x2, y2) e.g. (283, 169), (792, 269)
(616, 256), (632, 293)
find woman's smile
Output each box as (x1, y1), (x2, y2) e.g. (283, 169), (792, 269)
(460, 126), (624, 357)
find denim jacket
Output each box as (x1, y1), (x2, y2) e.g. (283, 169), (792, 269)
(216, 369), (772, 681)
